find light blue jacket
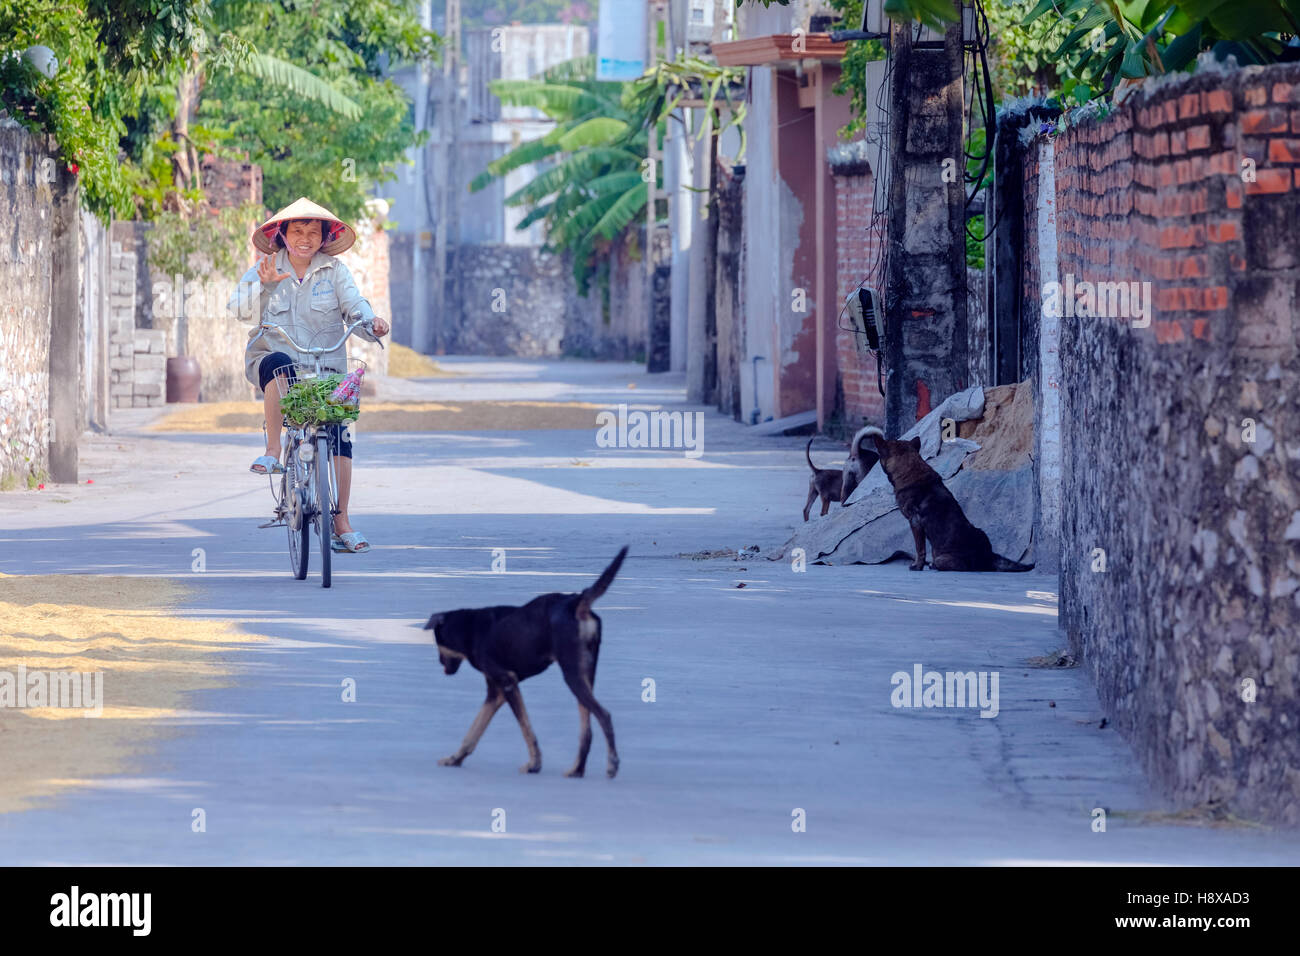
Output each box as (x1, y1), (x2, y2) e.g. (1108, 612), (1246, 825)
(227, 249), (379, 388)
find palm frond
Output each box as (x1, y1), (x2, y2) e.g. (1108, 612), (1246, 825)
(588, 181), (649, 242)
(237, 52), (362, 120)
(469, 137), (562, 192)
(488, 80), (615, 120)
(556, 117), (631, 150)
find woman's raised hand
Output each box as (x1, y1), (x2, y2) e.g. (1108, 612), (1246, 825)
(257, 252), (292, 286)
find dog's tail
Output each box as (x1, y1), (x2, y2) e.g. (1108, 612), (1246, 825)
(851, 425), (884, 457)
(992, 554), (1035, 572)
(577, 546), (628, 616)
(805, 438), (818, 473)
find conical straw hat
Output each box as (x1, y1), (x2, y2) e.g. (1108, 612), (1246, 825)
(252, 197), (356, 256)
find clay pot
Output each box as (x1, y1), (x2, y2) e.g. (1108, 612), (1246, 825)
(166, 356), (202, 403)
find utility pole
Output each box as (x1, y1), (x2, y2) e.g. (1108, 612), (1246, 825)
(882, 7), (968, 432)
(410, 0), (432, 354)
(431, 0), (461, 355)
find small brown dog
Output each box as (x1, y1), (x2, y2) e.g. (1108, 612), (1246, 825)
(803, 438), (844, 521)
(869, 433), (1034, 572)
(803, 428), (882, 520)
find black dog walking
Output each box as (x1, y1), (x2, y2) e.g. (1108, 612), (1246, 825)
(424, 547), (628, 778)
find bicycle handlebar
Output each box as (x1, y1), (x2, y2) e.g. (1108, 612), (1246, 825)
(247, 312), (386, 356)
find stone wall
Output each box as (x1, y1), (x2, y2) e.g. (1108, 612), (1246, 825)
(433, 235), (647, 361)
(1044, 62), (1300, 823)
(0, 120), (55, 487)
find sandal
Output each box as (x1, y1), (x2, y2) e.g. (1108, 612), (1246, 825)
(250, 454), (284, 475)
(331, 531), (370, 553)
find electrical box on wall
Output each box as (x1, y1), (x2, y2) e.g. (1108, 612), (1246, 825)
(845, 287), (883, 352)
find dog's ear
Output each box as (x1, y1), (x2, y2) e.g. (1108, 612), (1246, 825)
(870, 433), (887, 454)
(424, 612), (444, 632)
(909, 436), (922, 453)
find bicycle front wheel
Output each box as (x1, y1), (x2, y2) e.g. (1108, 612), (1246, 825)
(316, 435), (333, 589)
(286, 451), (309, 580)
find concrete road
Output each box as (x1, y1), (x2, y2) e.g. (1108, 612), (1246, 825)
(1, 358), (1295, 865)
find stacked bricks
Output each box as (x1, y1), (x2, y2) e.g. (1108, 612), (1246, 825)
(1048, 62), (1300, 824)
(201, 155), (262, 210)
(831, 166), (885, 430)
(107, 227), (167, 409)
(108, 232), (141, 408)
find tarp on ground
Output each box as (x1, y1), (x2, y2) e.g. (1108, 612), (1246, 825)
(779, 383), (1037, 566)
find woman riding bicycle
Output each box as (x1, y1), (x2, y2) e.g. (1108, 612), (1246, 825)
(227, 197), (390, 554)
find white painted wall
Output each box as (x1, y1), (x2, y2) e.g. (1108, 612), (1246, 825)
(739, 67), (780, 423)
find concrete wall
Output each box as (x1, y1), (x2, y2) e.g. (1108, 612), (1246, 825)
(1039, 62), (1300, 823)
(740, 67), (781, 423)
(714, 161), (746, 420)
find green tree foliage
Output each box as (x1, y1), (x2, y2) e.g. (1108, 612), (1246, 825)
(1022, 0), (1300, 86)
(0, 0), (212, 220)
(825, 0), (887, 138)
(194, 0), (438, 223)
(1, 0), (437, 224)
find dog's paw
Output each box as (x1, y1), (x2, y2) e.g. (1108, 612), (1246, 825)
(564, 765), (585, 778)
(605, 757), (619, 779)
(519, 762), (542, 774)
(908, 562), (925, 571)
(438, 755), (464, 767)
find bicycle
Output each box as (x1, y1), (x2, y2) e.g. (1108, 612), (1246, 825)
(248, 312), (384, 588)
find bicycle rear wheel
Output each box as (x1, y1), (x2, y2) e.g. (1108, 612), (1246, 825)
(286, 450), (309, 580)
(316, 435), (333, 589)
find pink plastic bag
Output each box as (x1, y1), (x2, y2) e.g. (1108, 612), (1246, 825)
(330, 366), (365, 405)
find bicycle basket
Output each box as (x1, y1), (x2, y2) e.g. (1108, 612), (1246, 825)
(276, 359), (367, 427)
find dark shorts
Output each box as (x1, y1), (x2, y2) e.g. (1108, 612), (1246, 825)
(258, 351), (353, 459)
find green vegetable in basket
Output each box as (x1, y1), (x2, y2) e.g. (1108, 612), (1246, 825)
(280, 373), (360, 425)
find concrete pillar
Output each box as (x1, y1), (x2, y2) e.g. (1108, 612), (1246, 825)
(686, 108), (714, 402)
(667, 110), (692, 372)
(47, 163), (80, 483)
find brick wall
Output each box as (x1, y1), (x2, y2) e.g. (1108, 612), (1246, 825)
(201, 155), (261, 209)
(1044, 61), (1300, 823)
(832, 167), (885, 430)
